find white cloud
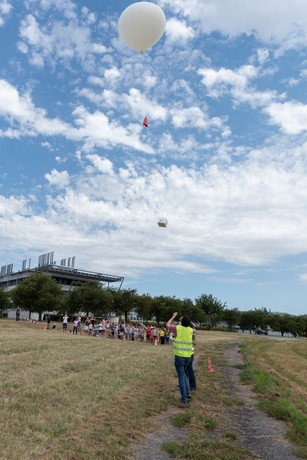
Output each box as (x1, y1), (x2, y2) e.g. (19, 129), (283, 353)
(265, 101), (307, 134)
(0, 0), (12, 26)
(256, 48), (270, 65)
(198, 64), (280, 112)
(104, 66), (121, 81)
(158, 0), (307, 49)
(45, 169), (70, 188)
(86, 154), (114, 176)
(170, 106), (227, 135)
(0, 79), (154, 153)
(0, 195), (30, 217)
(41, 141), (52, 149)
(87, 76), (105, 87)
(198, 65), (259, 99)
(142, 75), (158, 89)
(71, 105), (154, 154)
(0, 80), (72, 137)
(165, 17), (195, 44)
(3, 135), (307, 275)
(18, 8), (106, 69)
(124, 88), (168, 122)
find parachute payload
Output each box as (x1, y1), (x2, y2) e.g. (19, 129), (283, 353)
(158, 218), (168, 228)
(118, 2), (166, 53)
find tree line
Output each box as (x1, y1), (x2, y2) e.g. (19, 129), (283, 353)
(0, 272), (306, 337)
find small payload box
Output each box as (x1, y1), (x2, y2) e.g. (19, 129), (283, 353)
(158, 218), (168, 228)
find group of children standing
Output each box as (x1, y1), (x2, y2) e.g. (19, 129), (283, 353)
(61, 315), (173, 344)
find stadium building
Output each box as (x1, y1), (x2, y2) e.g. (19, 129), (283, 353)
(0, 252), (124, 320)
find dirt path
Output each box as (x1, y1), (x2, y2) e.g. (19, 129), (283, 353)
(221, 342), (298, 460)
(130, 407), (188, 460)
(130, 342), (299, 460)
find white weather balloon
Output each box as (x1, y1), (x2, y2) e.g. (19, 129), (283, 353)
(118, 2), (166, 53)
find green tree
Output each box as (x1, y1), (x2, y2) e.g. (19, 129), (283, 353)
(67, 281), (113, 317)
(296, 315), (307, 336)
(239, 310), (255, 333)
(134, 293), (154, 321)
(110, 288), (139, 323)
(195, 294), (226, 329)
(239, 308), (270, 333)
(278, 314), (297, 337)
(268, 312), (281, 333)
(180, 298), (205, 324)
(223, 308), (241, 329)
(0, 287), (8, 313)
(11, 272), (63, 320)
(150, 295), (180, 325)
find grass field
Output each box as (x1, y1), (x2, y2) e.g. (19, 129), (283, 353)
(0, 320), (306, 459)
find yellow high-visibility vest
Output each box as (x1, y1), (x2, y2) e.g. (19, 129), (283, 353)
(173, 325), (193, 357)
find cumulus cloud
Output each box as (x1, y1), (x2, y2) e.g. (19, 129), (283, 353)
(265, 101), (307, 134)
(71, 105), (154, 154)
(0, 79), (71, 136)
(45, 169), (70, 188)
(86, 154), (114, 175)
(18, 8), (106, 69)
(0, 195), (31, 217)
(170, 106), (226, 134)
(158, 0), (307, 49)
(197, 63), (305, 132)
(3, 135), (307, 277)
(0, 0), (12, 26)
(198, 65), (259, 99)
(104, 66), (121, 82)
(165, 17), (195, 44)
(0, 79), (153, 153)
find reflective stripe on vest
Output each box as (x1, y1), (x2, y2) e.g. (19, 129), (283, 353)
(173, 325), (193, 357)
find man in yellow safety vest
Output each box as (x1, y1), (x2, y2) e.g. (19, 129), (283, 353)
(166, 312), (193, 404)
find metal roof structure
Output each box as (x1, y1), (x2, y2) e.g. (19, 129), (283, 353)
(0, 264), (124, 291)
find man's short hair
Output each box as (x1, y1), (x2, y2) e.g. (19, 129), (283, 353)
(181, 315), (191, 327)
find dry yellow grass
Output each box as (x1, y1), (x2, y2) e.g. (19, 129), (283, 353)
(1, 320), (305, 459)
(0, 320), (173, 459)
(243, 339), (307, 404)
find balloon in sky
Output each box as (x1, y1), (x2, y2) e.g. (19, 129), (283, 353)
(118, 2), (166, 53)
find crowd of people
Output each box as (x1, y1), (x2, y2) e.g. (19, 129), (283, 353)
(56, 314), (175, 345)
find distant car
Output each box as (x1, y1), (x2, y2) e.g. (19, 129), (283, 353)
(256, 329), (266, 335)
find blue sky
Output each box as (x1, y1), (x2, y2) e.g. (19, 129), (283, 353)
(1, 0), (307, 315)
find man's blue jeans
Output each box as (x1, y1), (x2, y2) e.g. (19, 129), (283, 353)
(174, 355), (191, 402)
(186, 353), (196, 390)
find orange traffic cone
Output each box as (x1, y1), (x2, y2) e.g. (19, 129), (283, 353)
(207, 356), (214, 373)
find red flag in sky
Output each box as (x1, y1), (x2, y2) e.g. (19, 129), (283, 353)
(143, 116), (148, 128)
